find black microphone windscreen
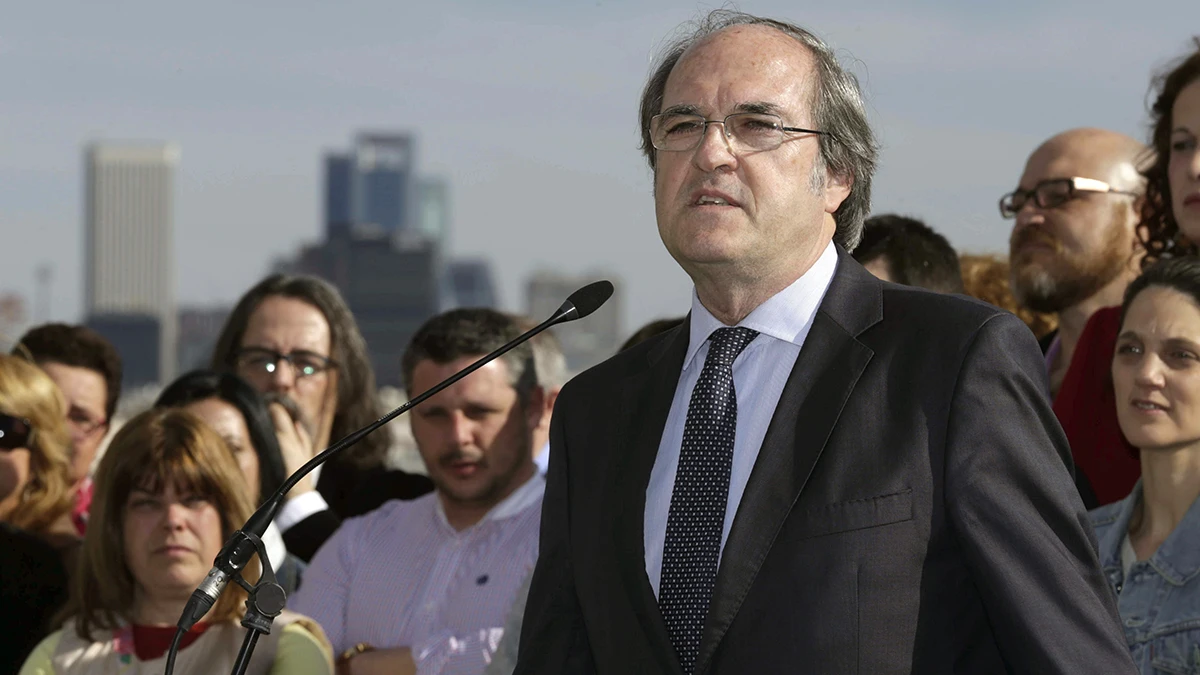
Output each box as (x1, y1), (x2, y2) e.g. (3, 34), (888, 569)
(565, 281), (614, 320)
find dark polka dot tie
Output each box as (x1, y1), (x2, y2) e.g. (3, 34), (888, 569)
(659, 326), (759, 674)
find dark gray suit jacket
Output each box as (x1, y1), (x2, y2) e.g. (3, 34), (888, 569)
(515, 250), (1136, 674)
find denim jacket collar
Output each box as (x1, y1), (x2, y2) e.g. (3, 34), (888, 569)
(1094, 482), (1140, 580)
(1095, 479), (1200, 586)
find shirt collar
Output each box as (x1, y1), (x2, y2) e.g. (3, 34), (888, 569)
(262, 521), (288, 572)
(433, 471), (546, 533)
(684, 240), (838, 371)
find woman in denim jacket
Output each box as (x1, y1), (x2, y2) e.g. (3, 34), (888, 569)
(1091, 257), (1200, 674)
(1089, 41), (1200, 673)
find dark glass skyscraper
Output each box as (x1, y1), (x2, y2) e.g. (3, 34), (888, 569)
(323, 134), (416, 238)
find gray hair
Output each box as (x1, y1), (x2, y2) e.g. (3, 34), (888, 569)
(506, 314), (569, 390)
(638, 9), (879, 250)
(529, 329), (568, 390)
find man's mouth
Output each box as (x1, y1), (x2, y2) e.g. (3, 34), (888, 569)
(691, 188), (741, 208)
(443, 456), (483, 478)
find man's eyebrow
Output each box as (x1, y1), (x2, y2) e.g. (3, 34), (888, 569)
(734, 101), (785, 116)
(659, 102), (787, 118)
(659, 103), (702, 116)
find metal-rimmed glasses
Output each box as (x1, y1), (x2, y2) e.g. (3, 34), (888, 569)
(649, 112), (830, 153)
(999, 177), (1139, 218)
(232, 347), (337, 380)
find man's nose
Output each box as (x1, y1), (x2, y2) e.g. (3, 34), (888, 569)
(692, 121), (738, 173)
(448, 411), (475, 446)
(1014, 200), (1046, 229)
(266, 362), (296, 392)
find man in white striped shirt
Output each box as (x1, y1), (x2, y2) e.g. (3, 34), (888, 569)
(291, 309), (547, 675)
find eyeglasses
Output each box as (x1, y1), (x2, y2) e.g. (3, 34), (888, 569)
(649, 112), (830, 153)
(0, 413), (34, 451)
(67, 407), (107, 438)
(233, 347), (337, 380)
(999, 177), (1139, 218)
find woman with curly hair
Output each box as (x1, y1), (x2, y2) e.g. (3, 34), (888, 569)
(1055, 40), (1200, 509)
(1135, 39), (1200, 264)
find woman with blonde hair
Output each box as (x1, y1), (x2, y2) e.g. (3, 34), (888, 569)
(0, 353), (79, 556)
(19, 407), (333, 674)
(2, 353), (78, 669)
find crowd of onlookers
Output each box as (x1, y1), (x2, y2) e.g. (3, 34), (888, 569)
(1, 23), (1197, 675)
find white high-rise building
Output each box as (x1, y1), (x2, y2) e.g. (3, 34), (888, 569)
(85, 142), (179, 385)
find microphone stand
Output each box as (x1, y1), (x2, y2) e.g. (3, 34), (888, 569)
(163, 281), (614, 675)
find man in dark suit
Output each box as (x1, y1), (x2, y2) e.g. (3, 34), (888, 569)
(515, 10), (1136, 675)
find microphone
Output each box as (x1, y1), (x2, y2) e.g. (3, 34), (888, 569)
(175, 280), (614, 632)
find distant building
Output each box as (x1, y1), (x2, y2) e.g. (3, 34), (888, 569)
(289, 227), (442, 388)
(323, 153), (355, 235)
(0, 293), (29, 350)
(416, 177), (450, 245)
(177, 306), (231, 373)
(446, 259), (498, 309)
(86, 313), (161, 389)
(85, 142), (179, 385)
(324, 133), (417, 239)
(526, 271), (622, 373)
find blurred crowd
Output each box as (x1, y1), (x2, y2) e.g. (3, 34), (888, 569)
(2, 12), (1199, 675)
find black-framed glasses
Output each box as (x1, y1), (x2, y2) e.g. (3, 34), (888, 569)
(649, 112), (829, 153)
(999, 177), (1139, 218)
(0, 413), (34, 451)
(232, 347), (337, 380)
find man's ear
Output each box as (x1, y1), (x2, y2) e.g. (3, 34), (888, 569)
(543, 387), (560, 421)
(823, 169), (853, 215)
(526, 386), (548, 430)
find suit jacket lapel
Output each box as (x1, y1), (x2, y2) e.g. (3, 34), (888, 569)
(609, 321), (690, 675)
(695, 252), (883, 675)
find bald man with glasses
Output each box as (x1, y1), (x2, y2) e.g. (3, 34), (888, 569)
(1003, 128), (1147, 399)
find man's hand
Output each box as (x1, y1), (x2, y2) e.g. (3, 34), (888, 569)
(338, 647), (416, 675)
(270, 402), (317, 499)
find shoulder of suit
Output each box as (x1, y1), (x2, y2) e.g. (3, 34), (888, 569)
(875, 283), (1009, 331)
(562, 323), (683, 390)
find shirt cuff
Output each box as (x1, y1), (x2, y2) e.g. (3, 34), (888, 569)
(276, 491), (331, 532)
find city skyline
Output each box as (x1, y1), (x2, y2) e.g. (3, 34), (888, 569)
(3, 0), (1195, 336)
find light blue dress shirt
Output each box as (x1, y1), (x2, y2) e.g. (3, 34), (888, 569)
(644, 241), (838, 596)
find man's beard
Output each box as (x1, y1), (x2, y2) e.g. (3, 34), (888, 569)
(1010, 206), (1133, 314)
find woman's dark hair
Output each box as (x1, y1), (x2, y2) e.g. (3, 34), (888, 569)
(155, 370), (287, 504)
(1138, 38), (1200, 268)
(210, 274), (387, 468)
(1120, 256), (1200, 327)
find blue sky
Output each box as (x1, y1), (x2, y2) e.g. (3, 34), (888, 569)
(3, 0), (1197, 333)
